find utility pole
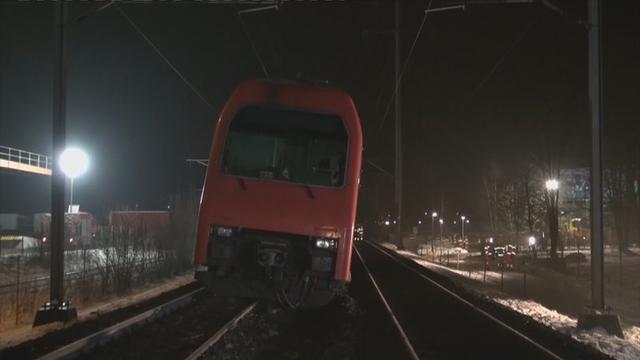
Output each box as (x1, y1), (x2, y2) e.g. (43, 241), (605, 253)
(587, 0), (604, 314)
(434, 0), (622, 336)
(394, 0), (403, 249)
(34, 1), (77, 326)
(577, 0), (622, 337)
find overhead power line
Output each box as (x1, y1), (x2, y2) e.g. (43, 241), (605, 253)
(379, 0), (434, 131)
(460, 18), (536, 109)
(114, 4), (216, 111)
(234, 6), (271, 79)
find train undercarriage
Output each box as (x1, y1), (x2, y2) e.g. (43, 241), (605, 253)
(195, 226), (343, 309)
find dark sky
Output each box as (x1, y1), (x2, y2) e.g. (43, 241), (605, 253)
(1, 1), (639, 227)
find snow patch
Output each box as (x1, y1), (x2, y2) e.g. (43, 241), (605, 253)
(384, 243), (640, 359)
(380, 242), (397, 251)
(495, 298), (640, 360)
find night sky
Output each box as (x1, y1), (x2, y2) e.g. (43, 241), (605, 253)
(1, 1), (638, 227)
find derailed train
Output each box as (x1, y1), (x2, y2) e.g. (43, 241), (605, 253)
(194, 79), (362, 308)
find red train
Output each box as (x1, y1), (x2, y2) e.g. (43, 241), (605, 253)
(194, 79), (363, 308)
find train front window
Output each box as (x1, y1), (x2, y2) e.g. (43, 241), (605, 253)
(222, 107), (348, 187)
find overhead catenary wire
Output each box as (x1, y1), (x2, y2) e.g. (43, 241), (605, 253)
(114, 4), (216, 111)
(73, 0), (115, 24)
(460, 17), (536, 109)
(366, 159), (394, 177)
(379, 0), (434, 131)
(234, 6), (271, 79)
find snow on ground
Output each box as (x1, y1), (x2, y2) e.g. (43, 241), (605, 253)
(495, 298), (640, 360)
(381, 242), (640, 360)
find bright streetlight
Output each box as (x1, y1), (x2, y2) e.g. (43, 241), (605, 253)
(545, 179), (559, 191)
(460, 215), (467, 241)
(528, 236), (536, 246)
(438, 218), (444, 242)
(430, 211), (438, 252)
(59, 148), (89, 212)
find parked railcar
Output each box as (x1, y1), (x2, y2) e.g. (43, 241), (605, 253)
(194, 79), (363, 308)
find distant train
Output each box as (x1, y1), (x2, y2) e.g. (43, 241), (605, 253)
(194, 79), (363, 308)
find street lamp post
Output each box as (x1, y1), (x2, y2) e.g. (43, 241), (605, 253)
(439, 218), (444, 242)
(431, 211), (437, 252)
(34, 1), (77, 327)
(528, 236), (537, 258)
(60, 148), (89, 213)
(461, 216), (466, 241)
(545, 179), (560, 260)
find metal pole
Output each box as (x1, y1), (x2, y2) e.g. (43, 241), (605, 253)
(69, 177), (74, 212)
(483, 261), (487, 285)
(50, 0), (67, 305)
(394, 0), (403, 250)
(588, 0), (604, 311)
(523, 258), (527, 297)
(15, 256), (21, 325)
(34, 1), (76, 326)
(461, 221), (465, 240)
(431, 217), (435, 252)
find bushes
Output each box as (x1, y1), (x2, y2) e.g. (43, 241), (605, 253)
(0, 192), (199, 329)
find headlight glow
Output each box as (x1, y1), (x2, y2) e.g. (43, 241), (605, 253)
(315, 238), (337, 250)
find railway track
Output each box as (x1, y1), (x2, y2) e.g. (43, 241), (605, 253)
(37, 288), (205, 360)
(2, 241), (611, 360)
(1, 281), (257, 360)
(52, 292), (256, 360)
(184, 302), (257, 360)
(352, 241), (609, 360)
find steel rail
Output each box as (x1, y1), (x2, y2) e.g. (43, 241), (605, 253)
(36, 287), (203, 360)
(353, 246), (420, 360)
(363, 241), (565, 360)
(184, 301), (258, 360)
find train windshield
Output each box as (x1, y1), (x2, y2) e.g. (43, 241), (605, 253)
(222, 107), (348, 187)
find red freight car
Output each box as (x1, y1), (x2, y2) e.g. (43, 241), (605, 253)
(194, 80), (363, 308)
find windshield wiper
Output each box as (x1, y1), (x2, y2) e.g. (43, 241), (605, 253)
(236, 176), (247, 191)
(303, 184), (315, 200)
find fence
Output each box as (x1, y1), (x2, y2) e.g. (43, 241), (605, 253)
(0, 252), (188, 329)
(0, 219), (196, 330)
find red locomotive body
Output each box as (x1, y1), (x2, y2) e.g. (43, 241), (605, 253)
(194, 80), (362, 308)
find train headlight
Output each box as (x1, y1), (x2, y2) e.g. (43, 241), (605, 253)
(314, 238), (337, 250)
(216, 226), (234, 237)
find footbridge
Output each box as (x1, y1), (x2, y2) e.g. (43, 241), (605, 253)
(0, 145), (51, 176)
